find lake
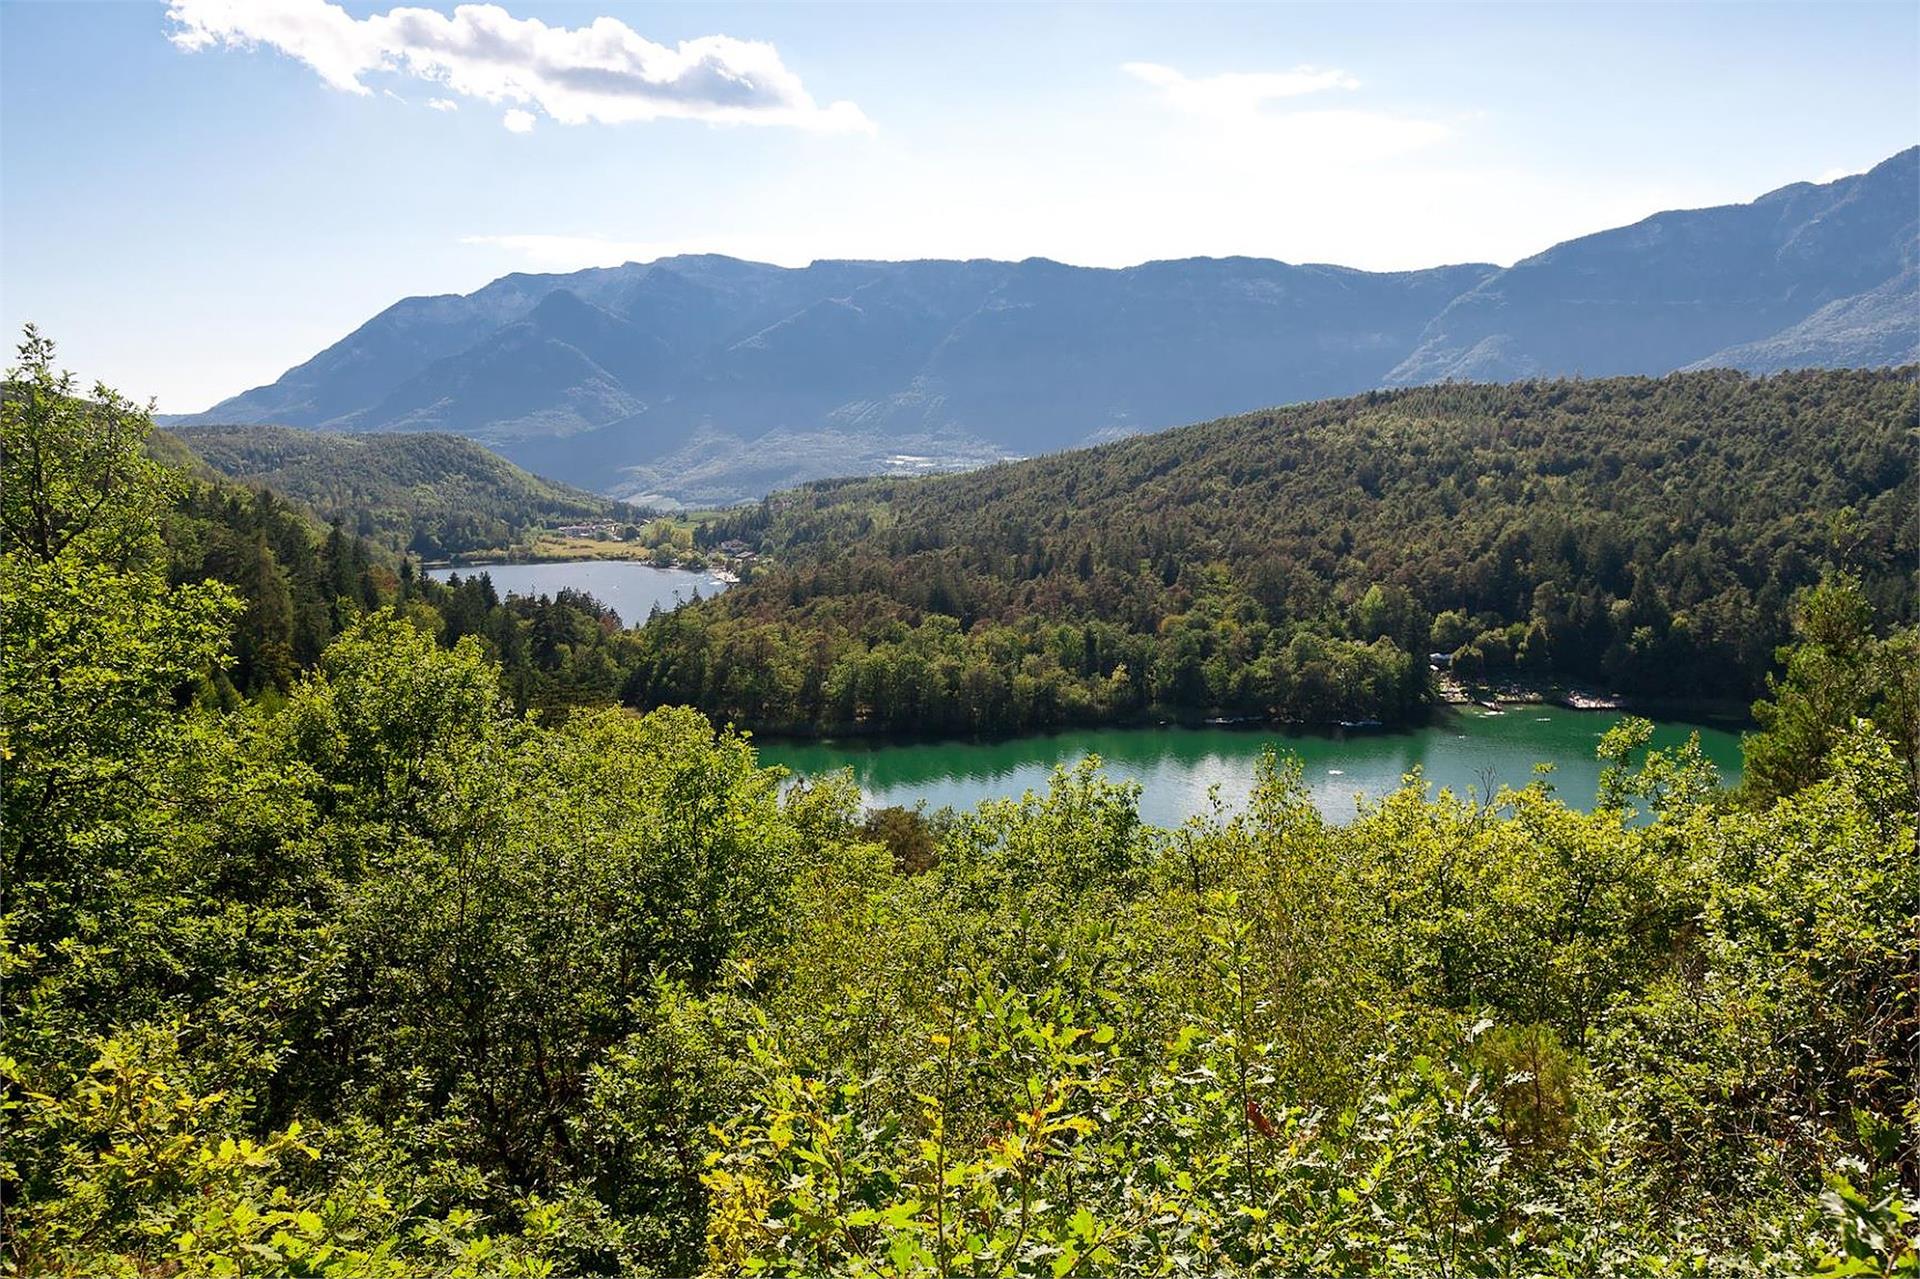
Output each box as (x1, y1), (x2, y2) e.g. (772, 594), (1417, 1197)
(425, 560), (730, 628)
(758, 705), (1745, 826)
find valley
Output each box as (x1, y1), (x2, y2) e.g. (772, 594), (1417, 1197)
(8, 244), (1917, 1279)
(6, 7), (1917, 1268)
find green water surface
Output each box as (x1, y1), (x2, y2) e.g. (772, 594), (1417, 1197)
(759, 706), (1745, 826)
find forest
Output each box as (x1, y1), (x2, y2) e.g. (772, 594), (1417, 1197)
(3, 330), (1918, 1276)
(167, 424), (649, 562)
(632, 369), (1917, 736)
(114, 425), (650, 718)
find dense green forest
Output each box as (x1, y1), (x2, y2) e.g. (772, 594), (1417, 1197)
(5, 337), (1918, 1275)
(163, 477), (643, 714)
(168, 424), (648, 560)
(634, 369), (1917, 736)
(47, 397), (655, 716)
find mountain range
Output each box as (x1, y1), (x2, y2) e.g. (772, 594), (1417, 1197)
(176, 147), (1919, 505)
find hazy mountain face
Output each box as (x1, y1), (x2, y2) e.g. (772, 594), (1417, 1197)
(1385, 149), (1919, 385)
(178, 149), (1918, 503)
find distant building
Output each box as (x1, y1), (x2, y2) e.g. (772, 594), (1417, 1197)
(1428, 652), (1453, 669)
(718, 539), (753, 555)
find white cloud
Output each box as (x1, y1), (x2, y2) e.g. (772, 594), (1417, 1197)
(426, 96), (458, 112)
(1122, 61), (1360, 115)
(1123, 59), (1449, 165)
(166, 0), (873, 133)
(502, 108), (535, 133)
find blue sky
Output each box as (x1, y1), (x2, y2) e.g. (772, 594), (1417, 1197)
(3, 1), (1914, 412)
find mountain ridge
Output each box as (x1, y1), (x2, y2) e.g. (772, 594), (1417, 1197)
(176, 148), (1920, 503)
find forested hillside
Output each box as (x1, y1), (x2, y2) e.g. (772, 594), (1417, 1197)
(165, 476), (643, 712)
(168, 424), (646, 559)
(5, 333), (1918, 1275)
(2, 336), (652, 713)
(631, 368), (1917, 735)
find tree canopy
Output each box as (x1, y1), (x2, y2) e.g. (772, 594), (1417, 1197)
(4, 332), (1916, 1275)
(633, 369), (1916, 736)
(168, 423), (649, 560)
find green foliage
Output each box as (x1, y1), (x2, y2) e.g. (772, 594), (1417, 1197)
(168, 424), (648, 560)
(863, 805), (947, 875)
(417, 569), (644, 716)
(163, 486), (381, 695)
(23, 372), (650, 714)
(638, 369), (1916, 734)
(2, 325), (178, 570)
(1744, 575), (1920, 803)
(4, 1031), (574, 1278)
(6, 332), (1917, 1275)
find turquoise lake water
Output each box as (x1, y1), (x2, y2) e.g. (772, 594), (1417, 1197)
(760, 706), (1744, 826)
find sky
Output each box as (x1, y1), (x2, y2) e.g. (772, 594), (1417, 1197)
(2, 1), (1915, 413)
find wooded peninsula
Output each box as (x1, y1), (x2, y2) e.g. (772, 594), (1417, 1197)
(629, 369), (1916, 735)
